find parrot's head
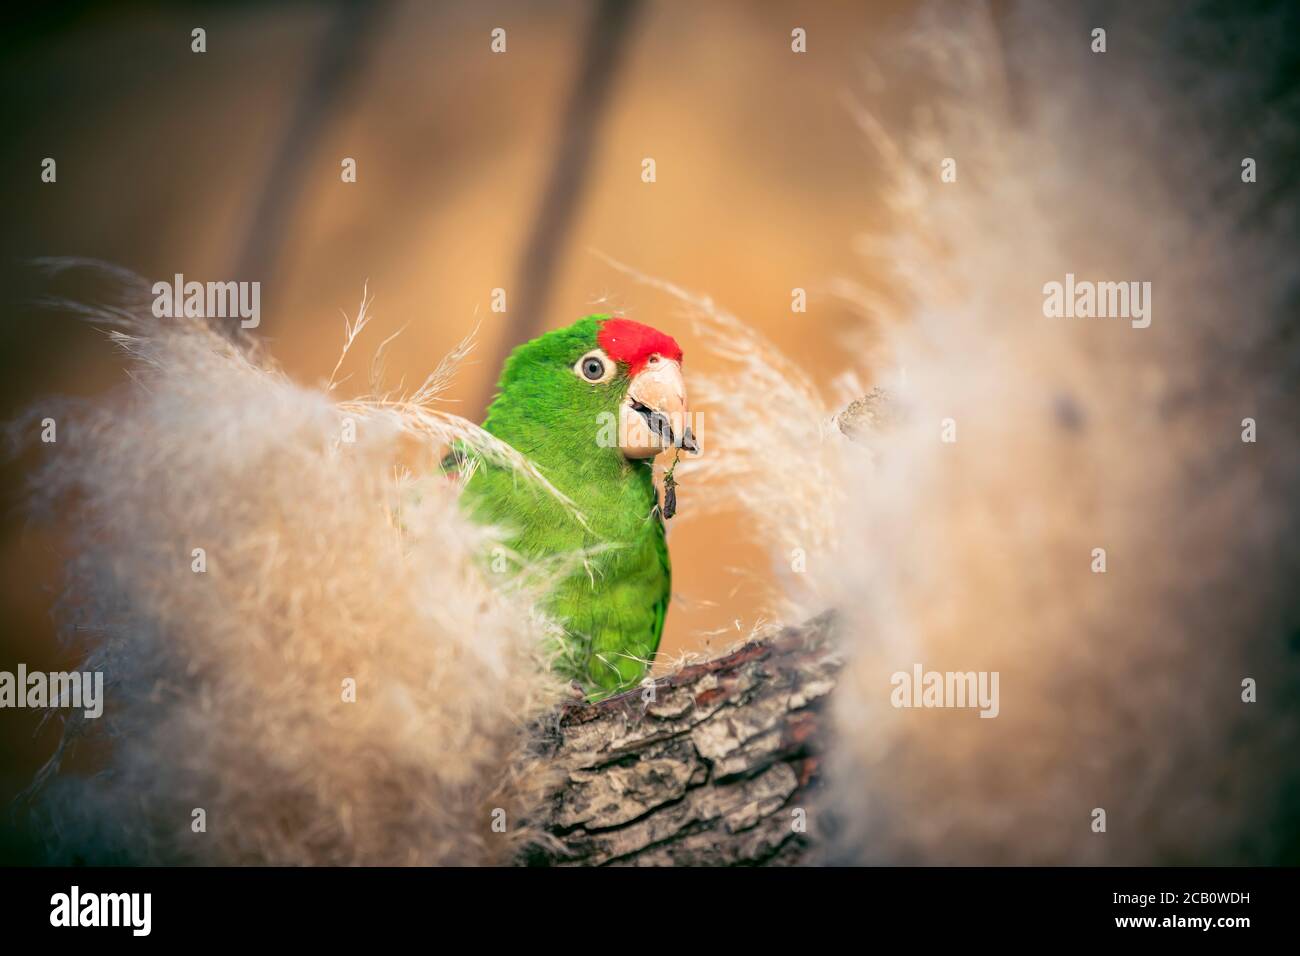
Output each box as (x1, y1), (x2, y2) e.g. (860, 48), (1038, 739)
(487, 314), (697, 461)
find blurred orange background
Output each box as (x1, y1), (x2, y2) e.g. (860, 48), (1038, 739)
(0, 0), (924, 855)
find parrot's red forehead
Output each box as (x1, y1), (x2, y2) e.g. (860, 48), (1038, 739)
(596, 317), (683, 375)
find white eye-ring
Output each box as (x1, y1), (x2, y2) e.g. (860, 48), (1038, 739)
(574, 348), (616, 383)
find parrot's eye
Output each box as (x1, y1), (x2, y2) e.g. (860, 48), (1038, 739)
(574, 349), (615, 384)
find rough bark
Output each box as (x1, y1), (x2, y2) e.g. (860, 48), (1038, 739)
(527, 612), (840, 866)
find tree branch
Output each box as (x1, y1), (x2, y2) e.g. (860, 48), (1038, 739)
(527, 612), (840, 866)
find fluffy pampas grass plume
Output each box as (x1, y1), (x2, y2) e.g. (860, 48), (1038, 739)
(16, 263), (567, 865)
(811, 0), (1300, 865)
(637, 0), (1300, 864)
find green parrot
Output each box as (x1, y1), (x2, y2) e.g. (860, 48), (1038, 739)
(450, 314), (697, 700)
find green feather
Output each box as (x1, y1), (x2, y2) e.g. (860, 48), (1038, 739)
(457, 315), (670, 699)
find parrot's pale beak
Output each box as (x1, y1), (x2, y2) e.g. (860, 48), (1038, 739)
(619, 358), (698, 459)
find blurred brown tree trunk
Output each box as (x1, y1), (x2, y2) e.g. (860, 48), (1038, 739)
(231, 0), (392, 340)
(478, 0), (644, 415)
